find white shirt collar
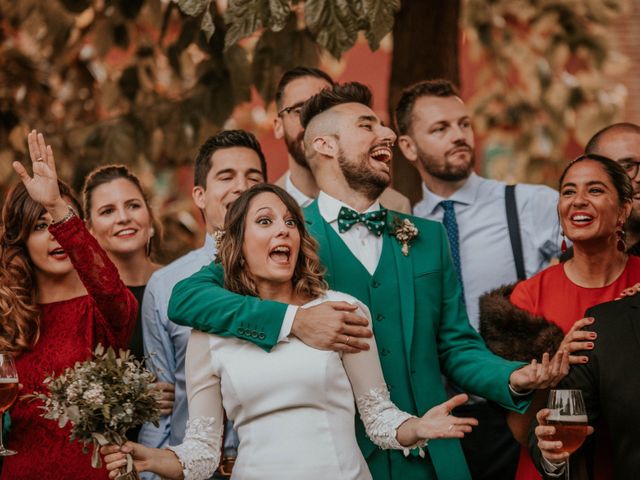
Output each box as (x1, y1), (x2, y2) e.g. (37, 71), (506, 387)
(203, 233), (217, 260)
(285, 172), (314, 208)
(419, 172), (482, 215)
(317, 191), (381, 224)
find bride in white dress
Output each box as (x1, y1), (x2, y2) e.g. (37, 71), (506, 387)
(101, 184), (478, 480)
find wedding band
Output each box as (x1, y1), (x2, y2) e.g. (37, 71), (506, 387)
(36, 156), (43, 162)
(345, 336), (351, 346)
(448, 424), (453, 432)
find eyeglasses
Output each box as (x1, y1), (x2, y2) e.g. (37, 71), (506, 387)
(618, 160), (640, 179)
(277, 103), (304, 118)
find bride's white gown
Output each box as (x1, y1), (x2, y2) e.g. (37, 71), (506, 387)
(170, 291), (421, 480)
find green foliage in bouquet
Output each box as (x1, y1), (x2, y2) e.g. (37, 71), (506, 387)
(26, 344), (160, 476)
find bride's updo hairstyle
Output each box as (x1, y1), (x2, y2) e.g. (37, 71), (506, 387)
(216, 183), (327, 299)
(0, 181), (82, 354)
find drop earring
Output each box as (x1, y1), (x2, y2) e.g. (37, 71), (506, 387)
(146, 228), (155, 257)
(616, 222), (627, 252)
(561, 231), (567, 254)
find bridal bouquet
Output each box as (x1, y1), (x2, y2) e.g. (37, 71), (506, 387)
(28, 344), (160, 479)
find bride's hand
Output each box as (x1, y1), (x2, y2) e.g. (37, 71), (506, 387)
(100, 441), (184, 480)
(13, 130), (66, 216)
(101, 442), (152, 479)
(414, 393), (477, 440)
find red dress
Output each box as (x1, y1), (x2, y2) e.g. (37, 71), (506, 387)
(509, 256), (640, 480)
(1, 216), (137, 480)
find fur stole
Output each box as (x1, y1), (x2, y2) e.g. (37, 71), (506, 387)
(479, 284), (564, 363)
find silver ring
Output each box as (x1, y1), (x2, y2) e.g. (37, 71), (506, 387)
(36, 156), (43, 162)
(345, 336), (351, 346)
(448, 424), (454, 432)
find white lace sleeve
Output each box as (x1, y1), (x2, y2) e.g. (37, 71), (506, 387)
(338, 298), (427, 456)
(168, 417), (220, 480)
(167, 331), (225, 479)
(355, 386), (427, 456)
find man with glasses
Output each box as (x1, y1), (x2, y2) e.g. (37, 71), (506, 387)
(273, 66), (411, 213)
(585, 122), (640, 255)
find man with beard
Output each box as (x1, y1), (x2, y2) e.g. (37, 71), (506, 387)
(395, 79), (562, 480)
(168, 82), (568, 480)
(585, 123), (640, 255)
(273, 66), (411, 213)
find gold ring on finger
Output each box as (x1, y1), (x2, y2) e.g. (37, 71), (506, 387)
(345, 336), (351, 346)
(36, 156), (43, 162)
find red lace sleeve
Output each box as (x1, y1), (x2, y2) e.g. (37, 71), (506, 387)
(49, 215), (137, 349)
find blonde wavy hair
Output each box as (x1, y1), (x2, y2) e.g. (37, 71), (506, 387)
(216, 184), (327, 300)
(0, 181), (82, 354)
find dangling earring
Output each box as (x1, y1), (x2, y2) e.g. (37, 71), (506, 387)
(616, 222), (627, 252)
(146, 228), (155, 257)
(561, 231), (567, 254)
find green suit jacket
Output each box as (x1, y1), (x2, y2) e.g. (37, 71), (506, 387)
(168, 202), (529, 480)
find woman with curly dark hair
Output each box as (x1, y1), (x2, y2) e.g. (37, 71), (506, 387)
(481, 154), (640, 480)
(0, 131), (137, 480)
(101, 183), (479, 480)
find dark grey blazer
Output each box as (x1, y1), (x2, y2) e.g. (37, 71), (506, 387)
(529, 292), (640, 480)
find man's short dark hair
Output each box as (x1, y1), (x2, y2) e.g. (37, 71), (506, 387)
(274, 66), (334, 110)
(194, 130), (267, 188)
(395, 79), (460, 135)
(585, 122), (640, 154)
(299, 82), (373, 129)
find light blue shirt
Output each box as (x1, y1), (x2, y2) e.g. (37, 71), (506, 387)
(413, 173), (561, 330)
(139, 235), (239, 456)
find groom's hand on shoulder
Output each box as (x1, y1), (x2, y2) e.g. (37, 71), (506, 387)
(292, 301), (372, 353)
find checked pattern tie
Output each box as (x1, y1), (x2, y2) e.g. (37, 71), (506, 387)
(337, 206), (387, 236)
(439, 200), (465, 303)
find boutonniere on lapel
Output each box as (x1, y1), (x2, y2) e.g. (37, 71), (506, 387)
(390, 217), (419, 256)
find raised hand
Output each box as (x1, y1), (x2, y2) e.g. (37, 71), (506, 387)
(13, 130), (64, 211)
(413, 394), (478, 440)
(557, 317), (595, 365)
(509, 351), (570, 392)
(291, 301), (373, 353)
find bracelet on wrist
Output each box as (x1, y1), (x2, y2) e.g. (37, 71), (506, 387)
(50, 204), (77, 226)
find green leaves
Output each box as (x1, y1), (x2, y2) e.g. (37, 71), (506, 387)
(224, 0), (292, 49)
(222, 0), (399, 59)
(305, 0), (360, 58)
(361, 0), (400, 51)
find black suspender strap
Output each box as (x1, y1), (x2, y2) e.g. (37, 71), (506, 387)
(505, 184), (526, 281)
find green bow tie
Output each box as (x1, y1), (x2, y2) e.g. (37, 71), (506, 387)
(337, 206), (387, 236)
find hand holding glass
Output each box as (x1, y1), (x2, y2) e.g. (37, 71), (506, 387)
(0, 352), (19, 456)
(546, 389), (588, 479)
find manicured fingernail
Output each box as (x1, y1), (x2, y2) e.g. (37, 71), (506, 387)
(582, 357), (588, 363)
(587, 342), (594, 348)
(589, 333), (597, 339)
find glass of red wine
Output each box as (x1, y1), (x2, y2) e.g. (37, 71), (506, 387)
(0, 352), (19, 456)
(546, 389), (589, 479)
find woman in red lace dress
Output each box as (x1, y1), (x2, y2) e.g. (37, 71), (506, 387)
(0, 131), (137, 479)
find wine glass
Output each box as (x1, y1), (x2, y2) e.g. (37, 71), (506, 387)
(546, 389), (589, 480)
(0, 352), (19, 456)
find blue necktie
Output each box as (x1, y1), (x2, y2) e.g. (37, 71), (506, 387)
(439, 200), (465, 303)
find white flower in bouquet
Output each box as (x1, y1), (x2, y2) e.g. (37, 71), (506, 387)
(26, 344), (161, 480)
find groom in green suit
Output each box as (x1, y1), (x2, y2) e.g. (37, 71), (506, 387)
(168, 83), (566, 479)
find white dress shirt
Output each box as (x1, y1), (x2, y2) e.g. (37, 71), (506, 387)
(285, 172), (314, 208)
(317, 191), (383, 275)
(413, 173), (561, 330)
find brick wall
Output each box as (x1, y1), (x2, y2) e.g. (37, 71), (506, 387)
(611, 0), (640, 124)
